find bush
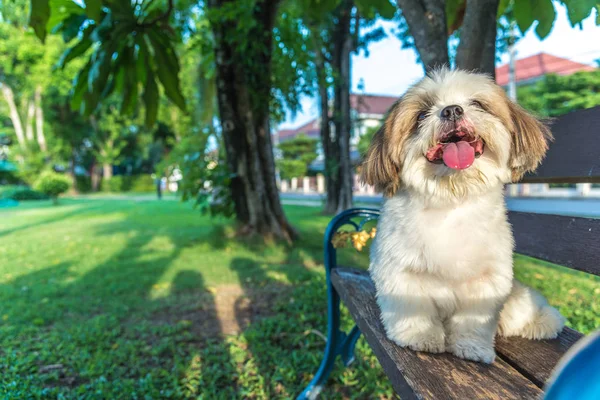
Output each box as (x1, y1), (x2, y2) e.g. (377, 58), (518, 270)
(130, 174), (155, 192)
(75, 175), (93, 193)
(0, 185), (48, 201)
(102, 174), (155, 193)
(34, 172), (71, 204)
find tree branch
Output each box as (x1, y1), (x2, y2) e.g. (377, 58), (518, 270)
(455, 0), (499, 77)
(396, 0), (449, 70)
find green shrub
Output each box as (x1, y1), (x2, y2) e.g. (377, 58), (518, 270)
(130, 174), (155, 192)
(102, 174), (155, 193)
(34, 172), (71, 205)
(103, 175), (125, 192)
(75, 175), (93, 193)
(0, 185), (49, 201)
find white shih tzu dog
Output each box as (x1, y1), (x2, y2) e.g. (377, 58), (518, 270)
(361, 69), (565, 364)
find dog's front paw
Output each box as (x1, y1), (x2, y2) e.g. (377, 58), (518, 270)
(448, 340), (496, 364)
(388, 324), (445, 354)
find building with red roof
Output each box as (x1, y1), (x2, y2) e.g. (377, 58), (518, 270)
(495, 52), (595, 87)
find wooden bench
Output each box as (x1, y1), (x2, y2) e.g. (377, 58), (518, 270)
(298, 106), (600, 399)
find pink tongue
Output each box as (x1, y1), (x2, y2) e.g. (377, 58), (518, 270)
(442, 141), (475, 170)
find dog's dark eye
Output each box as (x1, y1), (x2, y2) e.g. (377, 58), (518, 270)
(417, 111), (428, 121)
(471, 100), (485, 110)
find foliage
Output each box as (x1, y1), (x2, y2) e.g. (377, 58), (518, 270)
(0, 185), (48, 200)
(1, 198), (599, 397)
(102, 174), (156, 193)
(357, 125), (380, 157)
(33, 170), (70, 203)
(518, 70), (600, 117)
(28, 0), (186, 126)
(75, 175), (92, 193)
(396, 0), (599, 67)
(276, 134), (319, 179)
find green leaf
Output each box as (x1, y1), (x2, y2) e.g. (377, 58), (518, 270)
(562, 0), (596, 26)
(47, 0), (85, 31)
(136, 39), (150, 86)
(143, 69), (159, 128)
(58, 13), (87, 42)
(85, 46), (115, 116)
(29, 0), (51, 42)
(121, 47), (139, 115)
(596, 4), (600, 25)
(534, 0), (556, 39)
(446, 0), (466, 33)
(85, 0), (102, 22)
(147, 30), (186, 110)
(70, 60), (92, 111)
(514, 0), (535, 33)
(497, 0), (511, 17)
(355, 0), (395, 20)
(57, 24), (94, 68)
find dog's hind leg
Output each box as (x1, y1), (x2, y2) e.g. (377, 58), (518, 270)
(498, 280), (565, 340)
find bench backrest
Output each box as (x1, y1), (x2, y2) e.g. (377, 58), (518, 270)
(510, 105), (600, 276)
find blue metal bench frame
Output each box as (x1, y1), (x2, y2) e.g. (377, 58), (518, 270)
(298, 208), (380, 400)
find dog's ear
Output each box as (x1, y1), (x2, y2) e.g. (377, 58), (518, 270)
(507, 100), (553, 182)
(360, 102), (407, 197)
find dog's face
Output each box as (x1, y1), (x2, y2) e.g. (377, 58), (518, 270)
(361, 69), (551, 200)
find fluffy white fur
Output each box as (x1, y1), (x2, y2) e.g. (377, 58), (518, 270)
(365, 69), (565, 364)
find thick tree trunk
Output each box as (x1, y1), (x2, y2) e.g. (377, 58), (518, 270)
(209, 0), (296, 241)
(396, 0), (449, 70)
(330, 0), (354, 214)
(455, 0), (500, 78)
(25, 100), (35, 142)
(1, 84), (26, 149)
(35, 87), (47, 152)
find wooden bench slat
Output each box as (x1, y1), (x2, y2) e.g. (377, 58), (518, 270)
(332, 267), (543, 400)
(496, 327), (583, 388)
(509, 211), (600, 276)
(522, 105), (600, 183)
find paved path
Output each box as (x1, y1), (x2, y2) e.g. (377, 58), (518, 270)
(281, 193), (600, 218)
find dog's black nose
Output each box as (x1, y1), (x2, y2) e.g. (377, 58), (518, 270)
(440, 105), (464, 121)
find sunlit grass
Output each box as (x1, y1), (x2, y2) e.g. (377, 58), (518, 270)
(0, 197), (598, 398)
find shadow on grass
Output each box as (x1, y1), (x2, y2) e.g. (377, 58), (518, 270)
(0, 200), (373, 397)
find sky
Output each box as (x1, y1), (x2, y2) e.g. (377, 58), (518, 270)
(279, 2), (600, 130)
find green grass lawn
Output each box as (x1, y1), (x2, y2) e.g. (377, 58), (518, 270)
(1, 197), (599, 398)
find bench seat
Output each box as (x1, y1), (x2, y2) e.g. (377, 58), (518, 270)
(332, 266), (583, 400)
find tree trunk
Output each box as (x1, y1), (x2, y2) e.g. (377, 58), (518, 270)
(311, 24), (339, 215)
(25, 100), (35, 142)
(35, 87), (47, 152)
(71, 148), (78, 194)
(1, 84), (26, 149)
(91, 161), (100, 192)
(396, 0), (449, 70)
(103, 163), (113, 181)
(455, 0), (500, 77)
(330, 0), (354, 214)
(209, 0), (297, 241)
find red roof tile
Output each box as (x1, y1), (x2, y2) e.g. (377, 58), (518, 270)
(496, 53), (595, 86)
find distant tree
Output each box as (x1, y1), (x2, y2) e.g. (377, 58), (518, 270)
(276, 133), (319, 179)
(518, 70), (600, 117)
